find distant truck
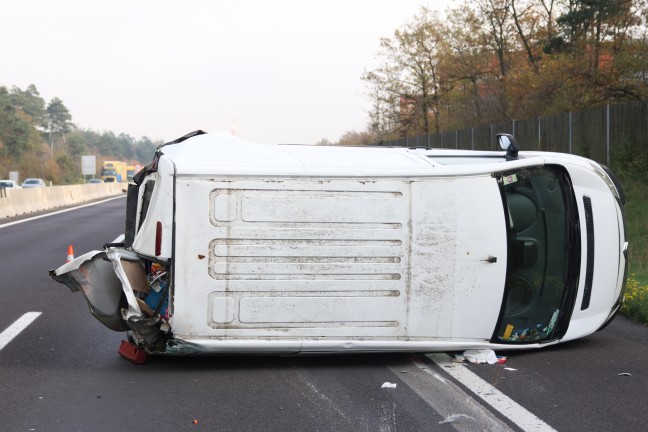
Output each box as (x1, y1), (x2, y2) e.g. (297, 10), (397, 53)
(101, 161), (128, 182)
(127, 164), (142, 182)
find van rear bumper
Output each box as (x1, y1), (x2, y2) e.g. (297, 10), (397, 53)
(48, 248), (168, 350)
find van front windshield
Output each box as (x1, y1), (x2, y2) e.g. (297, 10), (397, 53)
(494, 166), (580, 344)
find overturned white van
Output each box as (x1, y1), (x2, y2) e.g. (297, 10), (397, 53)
(49, 131), (628, 356)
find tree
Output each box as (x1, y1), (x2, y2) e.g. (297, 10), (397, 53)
(363, 7), (447, 139)
(358, 0), (648, 144)
(557, 0), (635, 62)
(10, 84), (47, 128)
(0, 86), (40, 162)
(0, 82), (167, 183)
(442, 6), (499, 126)
(510, 0), (543, 72)
(47, 97), (72, 159)
(116, 133), (135, 159)
(134, 136), (158, 163)
(550, 0), (648, 104)
(65, 130), (90, 156)
(539, 0), (558, 42)
(474, 0), (515, 78)
(55, 152), (82, 184)
(337, 130), (379, 146)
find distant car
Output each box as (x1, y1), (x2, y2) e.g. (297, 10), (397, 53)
(0, 180), (20, 189)
(21, 178), (46, 188)
(87, 178), (103, 184)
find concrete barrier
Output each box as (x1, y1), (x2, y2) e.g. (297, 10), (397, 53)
(0, 183), (126, 219)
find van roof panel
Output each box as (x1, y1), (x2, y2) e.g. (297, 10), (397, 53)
(160, 132), (436, 176)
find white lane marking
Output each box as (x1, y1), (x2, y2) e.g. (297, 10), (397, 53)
(0, 195), (126, 229)
(393, 359), (514, 431)
(0, 312), (42, 351)
(429, 353), (557, 432)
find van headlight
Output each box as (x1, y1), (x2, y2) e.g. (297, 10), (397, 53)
(590, 162), (622, 203)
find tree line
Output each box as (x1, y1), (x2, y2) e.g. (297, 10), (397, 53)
(0, 84), (160, 184)
(338, 0), (648, 145)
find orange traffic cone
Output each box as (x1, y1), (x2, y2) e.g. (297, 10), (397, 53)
(66, 245), (75, 262)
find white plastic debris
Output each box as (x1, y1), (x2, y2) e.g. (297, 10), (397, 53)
(504, 367), (517, 371)
(463, 349), (498, 364)
(618, 372), (632, 377)
(381, 382), (397, 389)
(438, 413), (475, 424)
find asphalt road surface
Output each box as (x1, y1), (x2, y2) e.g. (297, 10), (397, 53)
(0, 197), (646, 431)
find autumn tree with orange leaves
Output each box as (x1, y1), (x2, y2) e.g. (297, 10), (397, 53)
(361, 0), (648, 142)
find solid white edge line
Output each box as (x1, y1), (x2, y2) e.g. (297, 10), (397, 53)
(428, 353), (557, 432)
(0, 195), (126, 229)
(0, 312), (42, 351)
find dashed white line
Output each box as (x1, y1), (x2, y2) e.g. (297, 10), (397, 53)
(0, 312), (42, 351)
(428, 353), (557, 432)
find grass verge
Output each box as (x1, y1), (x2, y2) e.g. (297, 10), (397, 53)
(618, 178), (648, 324)
(620, 275), (648, 323)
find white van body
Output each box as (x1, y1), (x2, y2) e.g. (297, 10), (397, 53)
(50, 131), (628, 355)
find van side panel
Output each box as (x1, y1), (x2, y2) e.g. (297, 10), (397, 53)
(171, 176), (506, 342)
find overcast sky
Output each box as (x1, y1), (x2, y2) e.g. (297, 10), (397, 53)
(1, 0), (451, 144)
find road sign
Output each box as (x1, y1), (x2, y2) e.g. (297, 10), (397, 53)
(82, 155), (96, 176)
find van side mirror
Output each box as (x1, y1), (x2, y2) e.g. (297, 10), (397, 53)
(497, 133), (519, 160)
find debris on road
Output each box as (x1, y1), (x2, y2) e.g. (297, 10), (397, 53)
(463, 349), (498, 364)
(452, 350), (508, 365)
(438, 413), (476, 424)
(118, 340), (147, 364)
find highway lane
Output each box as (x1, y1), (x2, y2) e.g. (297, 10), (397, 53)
(466, 315), (648, 431)
(0, 198), (512, 432)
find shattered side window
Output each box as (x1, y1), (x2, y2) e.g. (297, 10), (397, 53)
(138, 180), (155, 231)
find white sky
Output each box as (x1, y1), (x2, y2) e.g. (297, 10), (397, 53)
(1, 0), (451, 144)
